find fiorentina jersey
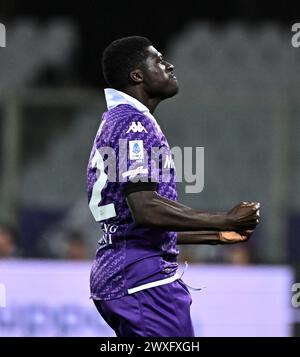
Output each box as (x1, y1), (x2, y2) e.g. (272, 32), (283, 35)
(87, 89), (179, 300)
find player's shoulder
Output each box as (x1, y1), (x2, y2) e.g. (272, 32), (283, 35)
(106, 104), (156, 133)
(107, 104), (150, 122)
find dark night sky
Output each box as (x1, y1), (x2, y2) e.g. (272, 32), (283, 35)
(0, 1), (298, 86)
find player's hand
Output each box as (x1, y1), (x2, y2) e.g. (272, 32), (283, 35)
(219, 230), (254, 244)
(226, 202), (260, 231)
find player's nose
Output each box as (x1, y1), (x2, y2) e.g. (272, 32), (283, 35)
(166, 61), (174, 72)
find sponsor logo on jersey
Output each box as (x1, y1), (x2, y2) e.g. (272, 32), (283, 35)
(122, 166), (148, 179)
(126, 121), (147, 133)
(129, 140), (144, 160)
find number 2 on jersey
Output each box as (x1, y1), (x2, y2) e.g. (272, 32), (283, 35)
(89, 149), (116, 221)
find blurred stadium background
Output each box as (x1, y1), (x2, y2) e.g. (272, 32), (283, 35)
(0, 1), (299, 336)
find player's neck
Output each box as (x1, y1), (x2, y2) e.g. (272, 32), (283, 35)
(124, 87), (160, 114)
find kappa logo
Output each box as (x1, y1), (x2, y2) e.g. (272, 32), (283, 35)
(126, 121), (147, 133)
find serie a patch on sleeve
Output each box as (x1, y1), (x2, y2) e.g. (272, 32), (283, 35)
(129, 140), (144, 160)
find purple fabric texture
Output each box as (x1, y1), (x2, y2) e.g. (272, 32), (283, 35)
(93, 279), (194, 337)
(87, 104), (179, 300)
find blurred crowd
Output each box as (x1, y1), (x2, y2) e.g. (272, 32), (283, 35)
(0, 223), (18, 258)
(0, 222), (91, 260)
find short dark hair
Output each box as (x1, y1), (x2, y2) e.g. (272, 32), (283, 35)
(102, 36), (152, 90)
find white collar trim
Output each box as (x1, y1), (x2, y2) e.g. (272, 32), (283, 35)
(104, 88), (150, 115)
(104, 88), (161, 131)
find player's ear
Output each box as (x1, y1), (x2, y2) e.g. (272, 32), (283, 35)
(129, 69), (143, 84)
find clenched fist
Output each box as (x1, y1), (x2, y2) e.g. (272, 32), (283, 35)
(225, 202), (260, 231)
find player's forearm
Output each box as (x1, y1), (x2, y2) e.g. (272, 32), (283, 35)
(126, 191), (228, 231)
(177, 230), (247, 245)
(177, 231), (220, 245)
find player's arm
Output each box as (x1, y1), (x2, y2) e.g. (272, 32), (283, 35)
(177, 230), (254, 245)
(125, 185), (260, 232)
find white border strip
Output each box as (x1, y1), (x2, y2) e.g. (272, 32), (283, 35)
(127, 273), (179, 295)
(0, 283), (6, 308)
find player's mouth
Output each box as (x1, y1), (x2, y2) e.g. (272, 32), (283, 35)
(169, 73), (177, 80)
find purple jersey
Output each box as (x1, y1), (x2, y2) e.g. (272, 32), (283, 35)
(87, 94), (179, 300)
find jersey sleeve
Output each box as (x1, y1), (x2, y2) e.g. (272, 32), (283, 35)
(113, 111), (162, 187)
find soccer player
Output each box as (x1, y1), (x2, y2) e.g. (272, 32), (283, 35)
(87, 36), (260, 337)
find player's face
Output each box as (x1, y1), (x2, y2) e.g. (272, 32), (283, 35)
(142, 46), (179, 99)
